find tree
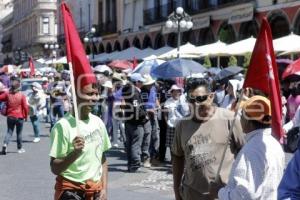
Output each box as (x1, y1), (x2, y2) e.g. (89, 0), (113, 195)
(55, 63), (65, 72)
(203, 56), (212, 67)
(228, 56), (237, 66)
(243, 53), (252, 68)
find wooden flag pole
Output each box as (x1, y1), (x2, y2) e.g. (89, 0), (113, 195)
(215, 88), (245, 182)
(68, 62), (80, 125)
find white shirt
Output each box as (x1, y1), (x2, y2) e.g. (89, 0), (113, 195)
(164, 97), (183, 127)
(218, 128), (285, 200)
(284, 106), (300, 132)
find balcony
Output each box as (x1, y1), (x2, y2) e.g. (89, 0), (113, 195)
(96, 21), (117, 36)
(144, 0), (254, 25)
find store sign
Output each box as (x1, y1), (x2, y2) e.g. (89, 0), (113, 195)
(192, 16), (210, 30)
(229, 6), (253, 24)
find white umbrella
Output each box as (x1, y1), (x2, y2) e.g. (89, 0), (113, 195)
(158, 42), (199, 59)
(226, 36), (256, 55)
(273, 32), (300, 52)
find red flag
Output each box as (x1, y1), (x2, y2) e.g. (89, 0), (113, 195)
(29, 57), (35, 77)
(243, 18), (283, 140)
(61, 3), (96, 88)
(133, 57), (138, 70)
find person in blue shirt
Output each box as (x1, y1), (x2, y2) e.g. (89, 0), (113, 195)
(278, 142), (300, 199)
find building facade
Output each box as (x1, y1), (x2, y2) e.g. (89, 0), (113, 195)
(0, 0), (13, 64)
(70, 0), (300, 58)
(3, 0), (58, 62)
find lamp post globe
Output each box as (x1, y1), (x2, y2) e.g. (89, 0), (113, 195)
(55, 44), (59, 49)
(84, 37), (89, 43)
(179, 20), (187, 28)
(50, 44), (54, 49)
(91, 27), (96, 34)
(166, 20), (173, 29)
(186, 21), (193, 29)
(44, 44), (49, 49)
(176, 7), (184, 15)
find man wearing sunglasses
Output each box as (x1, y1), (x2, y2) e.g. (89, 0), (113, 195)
(172, 78), (244, 200)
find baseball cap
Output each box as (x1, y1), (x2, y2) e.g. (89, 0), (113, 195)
(242, 95), (271, 124)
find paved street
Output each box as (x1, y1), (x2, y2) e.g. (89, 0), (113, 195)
(0, 115), (294, 200)
(0, 116), (173, 200)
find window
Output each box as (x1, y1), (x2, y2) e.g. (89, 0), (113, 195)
(42, 17), (49, 34)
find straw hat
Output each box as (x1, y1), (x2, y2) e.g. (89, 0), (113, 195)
(143, 75), (155, 86)
(103, 80), (113, 89)
(242, 95), (271, 124)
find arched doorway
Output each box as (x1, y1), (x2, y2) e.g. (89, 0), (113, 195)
(92, 44), (98, 55)
(268, 11), (290, 39)
(154, 33), (166, 49)
(294, 11), (300, 34)
(218, 22), (236, 44)
(113, 41), (121, 51)
(142, 35), (152, 49)
(132, 37), (141, 49)
(167, 33), (177, 47)
(239, 20), (259, 39)
(99, 43), (105, 54)
(123, 38), (130, 50)
(85, 46), (91, 55)
(182, 30), (192, 45)
(106, 43), (112, 53)
(199, 28), (215, 45)
(59, 50), (65, 57)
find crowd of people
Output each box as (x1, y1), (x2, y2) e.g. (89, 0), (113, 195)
(2, 62), (300, 199)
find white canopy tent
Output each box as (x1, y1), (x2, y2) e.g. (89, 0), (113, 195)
(196, 40), (228, 57)
(110, 47), (144, 60)
(158, 43), (200, 59)
(226, 36), (256, 55)
(273, 33), (300, 52)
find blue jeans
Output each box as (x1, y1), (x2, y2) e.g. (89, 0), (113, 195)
(30, 115), (40, 138)
(149, 115), (160, 158)
(4, 117), (24, 149)
(50, 104), (64, 130)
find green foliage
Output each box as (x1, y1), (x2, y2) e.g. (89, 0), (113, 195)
(243, 53), (252, 69)
(203, 56), (212, 67)
(228, 56), (237, 66)
(55, 63), (64, 72)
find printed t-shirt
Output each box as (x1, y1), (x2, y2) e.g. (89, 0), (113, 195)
(49, 113), (111, 184)
(172, 107), (244, 200)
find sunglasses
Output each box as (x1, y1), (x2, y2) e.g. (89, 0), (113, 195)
(187, 95), (209, 103)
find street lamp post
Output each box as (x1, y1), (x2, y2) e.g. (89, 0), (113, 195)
(84, 27), (98, 65)
(165, 7), (193, 58)
(44, 43), (59, 64)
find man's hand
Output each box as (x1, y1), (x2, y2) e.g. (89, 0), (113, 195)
(99, 190), (107, 200)
(72, 136), (85, 155)
(209, 176), (223, 200)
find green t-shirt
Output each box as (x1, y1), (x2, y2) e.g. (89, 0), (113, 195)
(49, 113), (111, 184)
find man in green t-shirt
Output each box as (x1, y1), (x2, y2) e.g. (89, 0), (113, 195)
(49, 83), (111, 200)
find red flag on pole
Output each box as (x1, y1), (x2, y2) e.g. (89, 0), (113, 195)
(61, 3), (96, 89)
(243, 18), (283, 140)
(133, 57), (138, 70)
(29, 57), (35, 77)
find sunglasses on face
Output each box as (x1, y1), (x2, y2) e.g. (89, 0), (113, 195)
(187, 95), (209, 103)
